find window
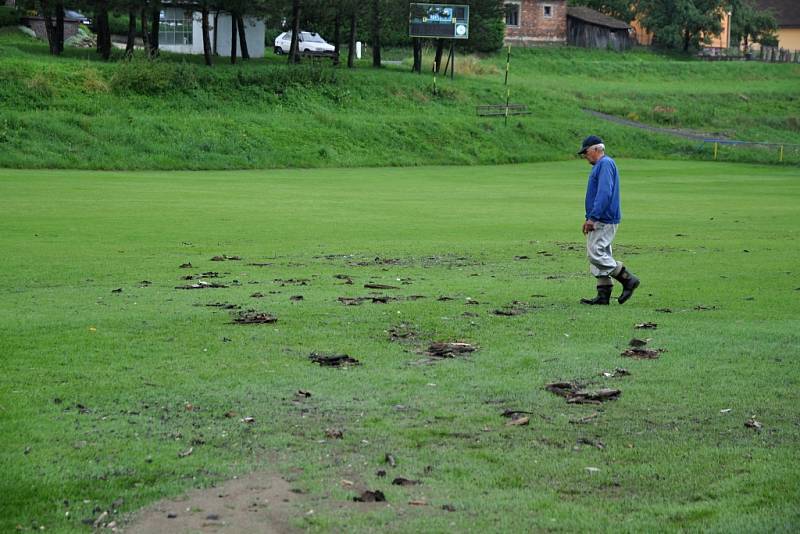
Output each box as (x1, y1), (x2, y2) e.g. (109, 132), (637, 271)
(543, 5), (553, 19)
(505, 3), (520, 27)
(159, 8), (193, 46)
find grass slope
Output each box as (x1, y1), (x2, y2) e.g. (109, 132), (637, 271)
(0, 27), (799, 170)
(1, 160), (798, 532)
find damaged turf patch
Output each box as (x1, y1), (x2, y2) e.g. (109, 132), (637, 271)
(309, 353), (360, 367)
(545, 382), (621, 404)
(232, 311), (278, 324)
(425, 342), (477, 358)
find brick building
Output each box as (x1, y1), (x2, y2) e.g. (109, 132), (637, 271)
(504, 0), (567, 46)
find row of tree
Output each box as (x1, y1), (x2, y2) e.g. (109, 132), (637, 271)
(22, 0), (506, 66)
(569, 0), (778, 52)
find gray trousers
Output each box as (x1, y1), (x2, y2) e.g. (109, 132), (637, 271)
(586, 222), (621, 282)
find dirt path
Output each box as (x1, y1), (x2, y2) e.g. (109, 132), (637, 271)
(122, 472), (301, 533)
(584, 109), (726, 141)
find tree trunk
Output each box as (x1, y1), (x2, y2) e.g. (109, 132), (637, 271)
(55, 1), (64, 54)
(95, 0), (111, 60)
(213, 11), (219, 55)
(347, 12), (356, 68)
(236, 14), (249, 59)
(140, 7), (149, 54)
(371, 0), (381, 68)
(230, 13), (237, 64)
(39, 0), (58, 55)
(434, 39), (444, 72)
(682, 29), (691, 52)
(201, 6), (212, 66)
(412, 37), (421, 73)
(333, 10), (341, 66)
(125, 9), (136, 58)
(149, 6), (160, 58)
(289, 0), (301, 64)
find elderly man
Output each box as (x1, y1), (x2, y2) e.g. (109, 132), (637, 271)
(578, 135), (640, 305)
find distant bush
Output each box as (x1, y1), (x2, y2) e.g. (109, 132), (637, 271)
(0, 6), (20, 27)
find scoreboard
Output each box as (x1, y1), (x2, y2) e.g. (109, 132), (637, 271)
(409, 3), (469, 39)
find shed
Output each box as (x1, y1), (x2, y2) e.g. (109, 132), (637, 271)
(566, 6), (632, 51)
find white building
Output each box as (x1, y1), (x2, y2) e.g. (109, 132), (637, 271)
(158, 6), (265, 58)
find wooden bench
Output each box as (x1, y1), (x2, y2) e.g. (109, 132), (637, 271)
(476, 104), (530, 117)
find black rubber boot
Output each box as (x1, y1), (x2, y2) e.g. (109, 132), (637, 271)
(580, 285), (612, 305)
(612, 267), (640, 304)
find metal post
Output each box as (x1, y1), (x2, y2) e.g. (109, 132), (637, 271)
(779, 145), (784, 162)
(504, 46), (511, 126)
(714, 142), (718, 160)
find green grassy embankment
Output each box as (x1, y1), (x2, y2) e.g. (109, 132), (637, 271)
(1, 27), (799, 170)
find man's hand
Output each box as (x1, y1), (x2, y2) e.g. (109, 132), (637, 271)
(582, 220), (596, 235)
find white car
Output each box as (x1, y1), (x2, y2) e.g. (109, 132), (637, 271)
(274, 31), (335, 55)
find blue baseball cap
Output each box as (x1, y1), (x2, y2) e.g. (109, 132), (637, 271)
(578, 135), (603, 155)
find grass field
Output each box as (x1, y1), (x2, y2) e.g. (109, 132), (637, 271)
(2, 160), (799, 532)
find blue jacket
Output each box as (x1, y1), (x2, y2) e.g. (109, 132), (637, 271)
(585, 156), (621, 224)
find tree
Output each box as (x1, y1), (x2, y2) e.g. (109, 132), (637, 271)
(728, 0), (777, 51)
(288, 0), (301, 63)
(567, 0), (639, 23)
(32, 0), (63, 55)
(370, 0), (380, 67)
(638, 0), (726, 51)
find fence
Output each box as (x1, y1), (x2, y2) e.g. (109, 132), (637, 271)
(698, 46), (800, 63)
(702, 139), (800, 163)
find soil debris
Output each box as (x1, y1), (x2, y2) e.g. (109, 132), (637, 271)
(334, 274), (354, 284)
(388, 324), (418, 342)
(426, 342), (477, 358)
(745, 418), (763, 431)
(354, 490), (386, 503)
(491, 301), (531, 316)
(385, 453), (397, 467)
(621, 347), (664, 359)
(545, 382), (621, 404)
(635, 322), (657, 329)
(601, 368), (630, 378)
(232, 311), (278, 324)
(274, 278), (309, 286)
(211, 255), (241, 261)
(203, 302), (240, 309)
(569, 412), (600, 424)
(369, 295), (398, 304)
(506, 416), (530, 426)
(290, 295), (304, 301)
(501, 409), (534, 418)
(392, 477), (420, 486)
(407, 295), (426, 300)
(628, 338), (650, 347)
(112, 288), (123, 293)
(250, 292), (265, 298)
(338, 296), (365, 306)
(577, 438), (605, 450)
(139, 280), (152, 287)
(178, 447), (194, 458)
(294, 390), (311, 399)
(365, 283), (400, 290)
(247, 262), (274, 267)
(325, 428), (344, 439)
(514, 255), (530, 260)
(309, 353), (360, 367)
(436, 296), (455, 301)
(175, 281), (229, 290)
(694, 305), (716, 311)
(179, 263), (193, 269)
(655, 308), (673, 313)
